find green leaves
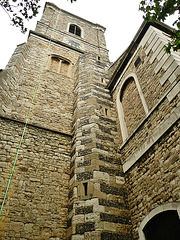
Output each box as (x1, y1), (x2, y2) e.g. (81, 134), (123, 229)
(164, 30), (180, 53)
(139, 0), (180, 53)
(0, 0), (41, 33)
(0, 0), (77, 32)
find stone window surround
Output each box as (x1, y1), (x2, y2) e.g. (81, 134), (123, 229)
(47, 54), (72, 77)
(138, 202), (180, 240)
(116, 72), (149, 141)
(77, 180), (93, 200)
(67, 23), (84, 38)
(122, 80), (179, 173)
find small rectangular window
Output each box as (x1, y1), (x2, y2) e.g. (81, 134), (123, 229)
(134, 56), (141, 67)
(83, 182), (88, 196)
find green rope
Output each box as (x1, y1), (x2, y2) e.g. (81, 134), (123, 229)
(0, 10), (60, 218)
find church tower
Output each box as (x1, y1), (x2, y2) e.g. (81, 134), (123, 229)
(1, 2), (179, 240)
(0, 2), (131, 239)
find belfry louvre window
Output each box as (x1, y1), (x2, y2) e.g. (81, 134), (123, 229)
(69, 24), (81, 37)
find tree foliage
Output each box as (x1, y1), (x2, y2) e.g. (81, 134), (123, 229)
(0, 0), (76, 33)
(139, 0), (180, 53)
(0, 0), (41, 33)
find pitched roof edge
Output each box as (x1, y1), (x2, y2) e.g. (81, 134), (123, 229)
(107, 21), (174, 92)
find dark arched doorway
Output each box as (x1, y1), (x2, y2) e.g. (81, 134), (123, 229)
(143, 210), (180, 240)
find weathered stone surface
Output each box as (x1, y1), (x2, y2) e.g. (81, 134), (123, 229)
(0, 2), (179, 240)
(76, 222), (95, 234)
(112, 26), (180, 239)
(0, 117), (71, 239)
(77, 171), (93, 181)
(100, 183), (127, 197)
(100, 213), (131, 225)
(101, 231), (132, 240)
(75, 206), (93, 215)
(99, 199), (128, 210)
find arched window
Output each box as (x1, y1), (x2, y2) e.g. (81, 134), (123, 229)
(69, 24), (81, 37)
(120, 77), (145, 136)
(49, 55), (71, 77)
(116, 73), (148, 141)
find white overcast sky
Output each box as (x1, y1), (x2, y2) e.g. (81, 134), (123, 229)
(0, 0), (177, 69)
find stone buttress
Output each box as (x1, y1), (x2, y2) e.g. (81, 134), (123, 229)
(68, 52), (132, 239)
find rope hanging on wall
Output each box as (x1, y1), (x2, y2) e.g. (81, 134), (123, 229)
(0, 10), (61, 219)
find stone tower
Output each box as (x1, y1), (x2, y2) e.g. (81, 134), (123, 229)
(0, 2), (131, 239)
(1, 2), (179, 240)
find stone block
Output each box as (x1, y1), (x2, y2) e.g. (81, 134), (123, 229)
(73, 215), (85, 224)
(72, 235), (85, 240)
(103, 221), (116, 232)
(93, 171), (109, 182)
(10, 222), (24, 233)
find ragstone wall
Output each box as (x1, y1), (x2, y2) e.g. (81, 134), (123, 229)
(35, 3), (109, 62)
(112, 26), (180, 239)
(0, 116), (72, 239)
(125, 120), (179, 239)
(0, 33), (81, 135)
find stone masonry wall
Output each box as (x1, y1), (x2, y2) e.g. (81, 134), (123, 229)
(0, 4), (116, 240)
(35, 3), (109, 61)
(118, 87), (180, 239)
(119, 93), (179, 165)
(0, 33), (81, 134)
(111, 26), (180, 239)
(125, 120), (180, 239)
(68, 53), (132, 240)
(5, 43), (30, 75)
(113, 26), (180, 157)
(0, 43), (30, 117)
(121, 77), (145, 136)
(113, 34), (179, 145)
(0, 2), (109, 135)
(0, 116), (72, 239)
